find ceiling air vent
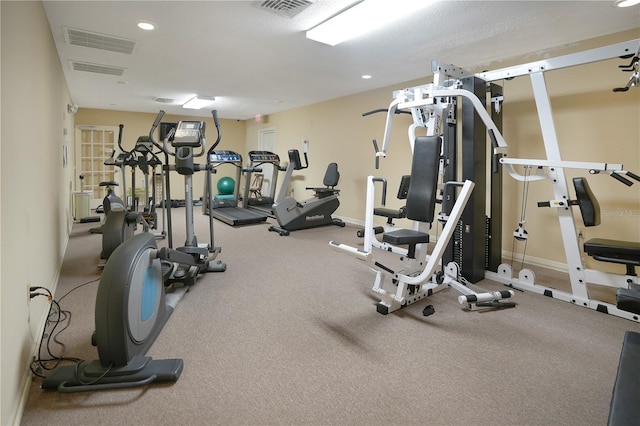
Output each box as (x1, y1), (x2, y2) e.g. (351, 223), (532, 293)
(154, 97), (175, 104)
(70, 61), (126, 76)
(64, 27), (136, 55)
(255, 0), (315, 18)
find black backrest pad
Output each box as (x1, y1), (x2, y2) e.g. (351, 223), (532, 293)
(573, 177), (601, 227)
(323, 163), (339, 187)
(405, 136), (441, 223)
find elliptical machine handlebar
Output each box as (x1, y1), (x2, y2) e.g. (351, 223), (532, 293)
(103, 124), (138, 168)
(148, 110), (167, 151)
(207, 110), (222, 156)
(116, 123), (125, 152)
(149, 110), (165, 137)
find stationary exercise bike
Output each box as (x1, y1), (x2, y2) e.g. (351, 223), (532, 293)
(42, 110), (226, 392)
(269, 141), (345, 236)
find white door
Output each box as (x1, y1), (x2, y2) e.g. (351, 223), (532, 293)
(75, 126), (119, 209)
(258, 128), (276, 196)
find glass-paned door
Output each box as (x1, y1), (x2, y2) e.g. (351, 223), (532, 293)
(75, 126), (120, 209)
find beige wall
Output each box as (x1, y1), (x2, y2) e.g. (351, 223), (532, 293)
(247, 29), (640, 272)
(74, 109), (246, 203)
(1, 2), (75, 424)
(0, 2), (637, 423)
(245, 83), (419, 220)
(497, 31), (640, 270)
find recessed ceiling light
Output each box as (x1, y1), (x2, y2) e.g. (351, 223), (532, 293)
(183, 96), (216, 109)
(362, 75), (372, 79)
(137, 21), (156, 31)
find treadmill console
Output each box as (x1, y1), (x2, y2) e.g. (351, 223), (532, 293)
(209, 150), (242, 163)
(248, 151), (280, 163)
(173, 121), (205, 147)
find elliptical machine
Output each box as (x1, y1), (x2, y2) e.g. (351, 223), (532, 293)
(269, 140), (344, 236)
(98, 124), (167, 266)
(98, 125), (143, 264)
(42, 110), (226, 392)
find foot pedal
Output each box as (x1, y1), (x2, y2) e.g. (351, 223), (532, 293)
(173, 264), (189, 279)
(161, 261), (173, 281)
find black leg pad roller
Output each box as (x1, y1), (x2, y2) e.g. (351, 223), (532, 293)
(616, 286), (640, 315)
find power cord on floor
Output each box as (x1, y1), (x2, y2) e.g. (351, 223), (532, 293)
(29, 278), (100, 379)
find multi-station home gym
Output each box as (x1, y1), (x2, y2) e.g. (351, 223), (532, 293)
(2, 1), (639, 425)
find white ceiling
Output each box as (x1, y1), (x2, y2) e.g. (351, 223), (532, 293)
(43, 0), (640, 120)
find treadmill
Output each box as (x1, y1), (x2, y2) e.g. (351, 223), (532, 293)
(203, 150), (268, 226)
(242, 150), (283, 218)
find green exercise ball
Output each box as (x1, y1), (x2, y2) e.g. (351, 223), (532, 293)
(217, 177), (235, 195)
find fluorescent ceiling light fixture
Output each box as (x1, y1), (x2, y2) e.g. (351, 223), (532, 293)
(182, 96), (215, 109)
(306, 0), (435, 46)
(137, 21), (156, 31)
(614, 0), (640, 6)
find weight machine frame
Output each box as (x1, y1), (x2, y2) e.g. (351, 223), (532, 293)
(476, 39), (640, 322)
(335, 38), (639, 319)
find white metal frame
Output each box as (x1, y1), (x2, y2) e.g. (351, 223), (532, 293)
(333, 39), (640, 319)
(373, 38), (640, 321)
(480, 39), (640, 322)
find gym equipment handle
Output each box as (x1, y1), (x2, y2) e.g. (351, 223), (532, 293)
(209, 110), (222, 153)
(611, 172), (634, 186)
(362, 108), (411, 117)
(626, 171), (640, 182)
(372, 139), (380, 169)
(372, 177), (387, 206)
(151, 110), (165, 129)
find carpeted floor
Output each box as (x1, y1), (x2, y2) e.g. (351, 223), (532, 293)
(20, 208), (636, 425)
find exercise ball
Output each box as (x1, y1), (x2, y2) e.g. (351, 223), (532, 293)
(217, 177), (235, 195)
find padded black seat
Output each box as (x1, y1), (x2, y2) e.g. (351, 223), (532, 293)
(584, 238), (640, 271)
(383, 229), (430, 246)
(307, 162), (340, 198)
(573, 177), (640, 277)
(608, 331), (640, 426)
(100, 181), (119, 187)
(573, 177), (640, 314)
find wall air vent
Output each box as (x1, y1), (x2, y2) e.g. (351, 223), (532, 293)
(255, 0), (315, 18)
(64, 27), (136, 55)
(70, 61), (126, 76)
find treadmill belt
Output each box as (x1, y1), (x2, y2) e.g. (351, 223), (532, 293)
(211, 207), (267, 227)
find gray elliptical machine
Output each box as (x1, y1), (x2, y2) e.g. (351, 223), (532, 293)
(42, 110), (226, 392)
